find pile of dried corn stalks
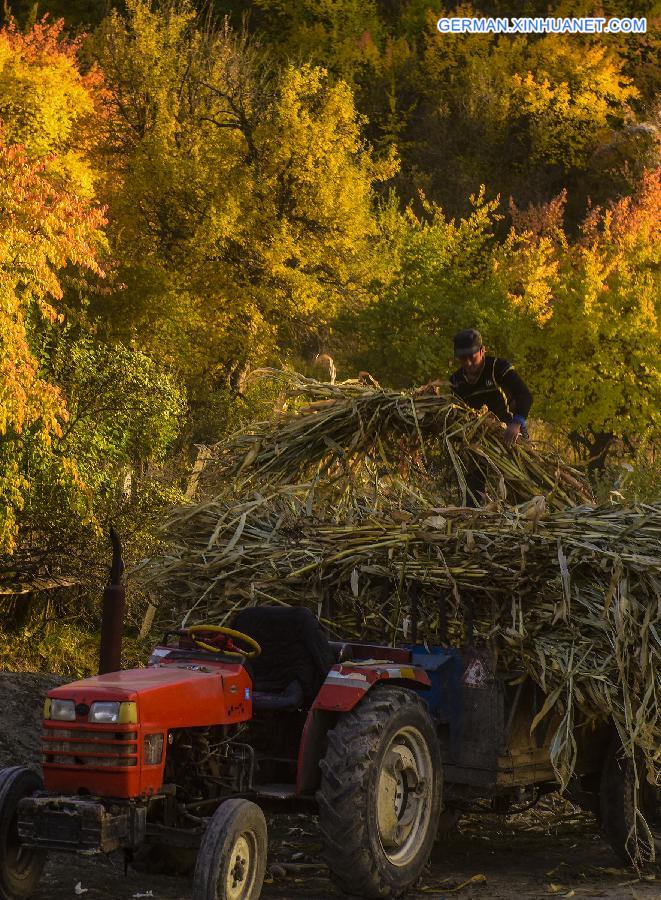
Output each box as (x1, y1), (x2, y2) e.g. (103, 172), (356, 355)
(202, 369), (591, 509)
(137, 371), (660, 860)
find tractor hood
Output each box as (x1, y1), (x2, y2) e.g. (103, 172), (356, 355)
(47, 659), (252, 730)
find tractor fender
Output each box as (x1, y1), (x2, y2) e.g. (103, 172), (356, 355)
(296, 663), (431, 795)
(313, 663), (431, 713)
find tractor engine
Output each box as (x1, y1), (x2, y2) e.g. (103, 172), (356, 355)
(165, 724), (253, 804)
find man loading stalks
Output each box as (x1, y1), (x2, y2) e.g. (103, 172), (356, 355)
(450, 329), (532, 505)
(450, 329), (532, 446)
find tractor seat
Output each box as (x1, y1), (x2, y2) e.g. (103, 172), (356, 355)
(234, 606), (335, 711)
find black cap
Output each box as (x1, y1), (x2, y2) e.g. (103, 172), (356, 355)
(453, 328), (483, 357)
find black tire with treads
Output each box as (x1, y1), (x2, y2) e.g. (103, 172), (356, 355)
(0, 767), (46, 900)
(192, 799), (267, 900)
(317, 686), (442, 898)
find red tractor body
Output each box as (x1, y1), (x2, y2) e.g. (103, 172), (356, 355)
(43, 658), (252, 798)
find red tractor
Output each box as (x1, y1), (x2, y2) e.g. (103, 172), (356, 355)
(0, 536), (657, 900)
(0, 536), (445, 900)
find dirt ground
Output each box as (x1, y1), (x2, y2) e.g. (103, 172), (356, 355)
(1, 672), (659, 900)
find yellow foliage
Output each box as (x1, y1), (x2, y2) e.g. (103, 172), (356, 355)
(511, 39), (638, 168)
(93, 3), (395, 385)
(0, 19), (102, 195)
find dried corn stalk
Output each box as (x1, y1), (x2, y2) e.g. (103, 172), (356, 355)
(202, 370), (592, 510)
(135, 372), (660, 864)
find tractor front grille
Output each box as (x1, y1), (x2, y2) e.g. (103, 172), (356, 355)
(43, 728), (139, 768)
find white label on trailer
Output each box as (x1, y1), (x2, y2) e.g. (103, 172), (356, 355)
(462, 657), (487, 688)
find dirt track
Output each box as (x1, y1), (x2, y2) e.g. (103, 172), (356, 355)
(1, 672), (659, 900)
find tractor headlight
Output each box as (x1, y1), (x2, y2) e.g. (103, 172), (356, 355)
(88, 701), (138, 725)
(89, 701), (120, 723)
(49, 699), (76, 721)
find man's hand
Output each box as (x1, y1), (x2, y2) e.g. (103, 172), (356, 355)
(502, 421), (521, 446)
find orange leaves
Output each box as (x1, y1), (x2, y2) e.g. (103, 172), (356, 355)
(508, 190), (568, 246)
(0, 14), (109, 176)
(0, 13), (104, 97)
(0, 131), (106, 550)
(0, 137), (106, 301)
(0, 134), (106, 315)
(1, 17), (80, 62)
(609, 167), (661, 247)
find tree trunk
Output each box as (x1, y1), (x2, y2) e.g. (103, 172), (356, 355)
(569, 430), (615, 472)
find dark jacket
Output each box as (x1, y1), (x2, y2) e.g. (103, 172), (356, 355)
(450, 356), (532, 424)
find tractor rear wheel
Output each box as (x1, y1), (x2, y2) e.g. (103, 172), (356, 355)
(192, 799), (267, 900)
(0, 767), (46, 900)
(318, 686), (442, 898)
(600, 741), (660, 865)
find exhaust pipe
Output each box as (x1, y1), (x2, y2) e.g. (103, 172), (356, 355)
(99, 527), (126, 675)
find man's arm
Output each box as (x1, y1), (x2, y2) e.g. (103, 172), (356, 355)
(495, 361), (533, 444)
(502, 369), (532, 420)
(494, 360), (532, 419)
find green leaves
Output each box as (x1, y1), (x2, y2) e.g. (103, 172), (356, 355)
(52, 337), (186, 473)
(345, 187), (504, 385)
(511, 171), (661, 445)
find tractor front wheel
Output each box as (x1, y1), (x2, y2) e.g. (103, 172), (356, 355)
(318, 686), (442, 898)
(0, 767), (46, 900)
(192, 799), (267, 900)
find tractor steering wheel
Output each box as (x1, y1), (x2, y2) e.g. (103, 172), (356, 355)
(183, 624), (261, 659)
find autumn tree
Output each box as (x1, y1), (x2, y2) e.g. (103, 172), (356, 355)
(414, 9), (642, 220)
(240, 0), (656, 220)
(503, 168), (661, 465)
(0, 17), (185, 575)
(0, 17), (104, 192)
(91, 0), (394, 435)
(0, 136), (105, 553)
